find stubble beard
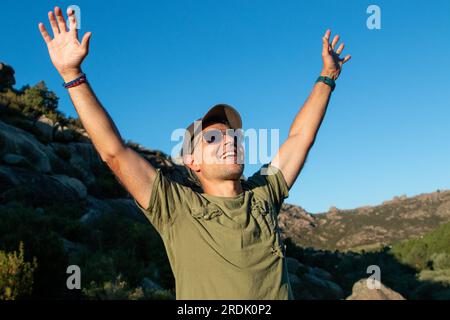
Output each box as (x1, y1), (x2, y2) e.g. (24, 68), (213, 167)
(205, 162), (245, 181)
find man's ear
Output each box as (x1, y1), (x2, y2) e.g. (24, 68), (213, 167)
(183, 154), (200, 172)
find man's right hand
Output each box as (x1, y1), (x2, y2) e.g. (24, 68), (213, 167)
(38, 6), (92, 82)
(38, 6), (157, 212)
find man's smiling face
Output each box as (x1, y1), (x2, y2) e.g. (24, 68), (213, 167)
(191, 122), (245, 182)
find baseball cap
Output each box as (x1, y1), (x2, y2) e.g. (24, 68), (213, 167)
(180, 103), (243, 156)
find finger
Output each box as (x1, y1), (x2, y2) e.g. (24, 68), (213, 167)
(48, 11), (60, 36)
(67, 7), (78, 36)
(331, 35), (340, 50)
(336, 43), (345, 55)
(322, 29), (331, 55)
(38, 23), (52, 44)
(54, 6), (67, 33)
(342, 55), (352, 64)
(81, 32), (92, 52)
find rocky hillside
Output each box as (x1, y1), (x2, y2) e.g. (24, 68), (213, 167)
(2, 62), (448, 300)
(279, 191), (450, 252)
(0, 62), (205, 299)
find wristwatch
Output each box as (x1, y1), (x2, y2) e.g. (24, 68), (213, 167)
(316, 76), (336, 92)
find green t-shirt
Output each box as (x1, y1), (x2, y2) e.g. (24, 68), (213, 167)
(134, 164), (293, 300)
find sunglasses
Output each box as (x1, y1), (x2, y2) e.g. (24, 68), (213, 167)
(192, 128), (244, 150)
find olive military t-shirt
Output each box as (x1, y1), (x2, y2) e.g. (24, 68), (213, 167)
(134, 164), (293, 300)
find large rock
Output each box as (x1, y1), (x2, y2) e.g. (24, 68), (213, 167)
(0, 120), (53, 173)
(303, 273), (344, 299)
(54, 125), (74, 142)
(80, 196), (146, 225)
(61, 238), (84, 254)
(289, 271), (344, 300)
(51, 174), (87, 200)
(309, 267), (333, 282)
(72, 127), (91, 143)
(34, 114), (55, 141)
(346, 278), (405, 300)
(0, 165), (82, 206)
(105, 198), (147, 223)
(0, 120), (87, 182)
(286, 257), (344, 300)
(79, 195), (113, 224)
(286, 257), (302, 274)
(67, 142), (104, 185)
(2, 153), (33, 169)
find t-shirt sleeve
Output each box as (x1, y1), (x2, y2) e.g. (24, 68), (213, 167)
(133, 168), (196, 234)
(245, 164), (290, 213)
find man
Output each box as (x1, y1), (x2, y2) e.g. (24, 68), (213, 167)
(38, 6), (351, 300)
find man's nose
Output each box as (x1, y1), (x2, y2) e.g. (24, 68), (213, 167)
(222, 132), (238, 149)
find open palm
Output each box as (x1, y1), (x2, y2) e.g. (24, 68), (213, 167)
(321, 29), (351, 81)
(38, 7), (91, 78)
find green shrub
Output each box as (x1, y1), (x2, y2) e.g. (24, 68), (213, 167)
(430, 253), (450, 270)
(82, 274), (174, 300)
(19, 81), (58, 113)
(83, 275), (141, 300)
(0, 203), (69, 298)
(391, 222), (450, 270)
(146, 289), (175, 300)
(82, 275), (174, 300)
(419, 269), (450, 285)
(0, 242), (38, 300)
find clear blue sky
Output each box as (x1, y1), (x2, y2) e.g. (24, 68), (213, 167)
(1, 0), (449, 213)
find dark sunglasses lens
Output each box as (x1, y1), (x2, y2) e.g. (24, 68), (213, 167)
(232, 130), (244, 142)
(203, 129), (222, 144)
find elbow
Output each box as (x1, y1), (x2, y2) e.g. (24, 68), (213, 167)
(101, 145), (127, 164)
(101, 153), (114, 164)
(103, 151), (121, 173)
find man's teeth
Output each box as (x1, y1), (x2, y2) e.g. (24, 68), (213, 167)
(222, 152), (236, 158)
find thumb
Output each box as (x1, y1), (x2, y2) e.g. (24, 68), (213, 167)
(81, 32), (92, 52)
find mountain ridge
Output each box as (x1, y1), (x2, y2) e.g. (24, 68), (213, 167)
(279, 189), (450, 251)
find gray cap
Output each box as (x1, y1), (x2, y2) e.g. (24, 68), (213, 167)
(180, 103), (242, 156)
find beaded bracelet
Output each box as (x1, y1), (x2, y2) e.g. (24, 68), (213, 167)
(63, 73), (88, 89)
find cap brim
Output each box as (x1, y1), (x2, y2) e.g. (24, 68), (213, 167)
(202, 104), (242, 130)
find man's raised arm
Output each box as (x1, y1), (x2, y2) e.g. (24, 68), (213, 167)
(271, 29), (351, 189)
(38, 6), (156, 209)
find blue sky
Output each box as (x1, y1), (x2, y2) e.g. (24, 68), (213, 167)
(1, 0), (449, 213)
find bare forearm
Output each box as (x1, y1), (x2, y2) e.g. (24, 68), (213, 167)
(289, 78), (332, 142)
(271, 30), (351, 188)
(63, 71), (125, 161)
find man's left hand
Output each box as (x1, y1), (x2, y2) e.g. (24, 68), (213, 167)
(321, 29), (352, 81)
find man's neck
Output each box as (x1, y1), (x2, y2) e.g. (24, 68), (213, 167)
(202, 179), (243, 197)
